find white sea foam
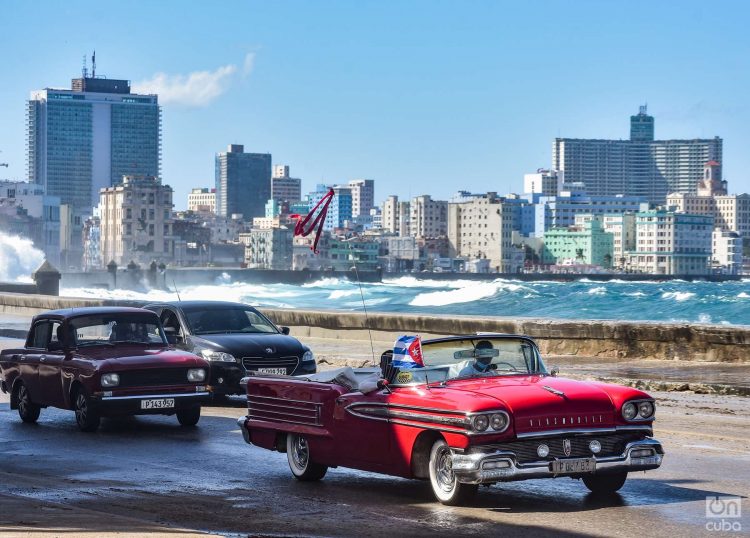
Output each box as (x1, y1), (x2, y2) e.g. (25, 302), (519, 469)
(661, 291), (696, 302)
(698, 313), (712, 323)
(624, 292), (646, 297)
(408, 280), (526, 307)
(0, 232), (45, 283)
(302, 277), (344, 288)
(329, 289), (360, 299)
(588, 287), (606, 295)
(737, 292), (750, 299)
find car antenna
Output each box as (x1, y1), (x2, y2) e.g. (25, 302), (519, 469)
(171, 277), (182, 302)
(349, 245), (375, 364)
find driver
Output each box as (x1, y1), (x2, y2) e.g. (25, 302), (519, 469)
(458, 340), (495, 377)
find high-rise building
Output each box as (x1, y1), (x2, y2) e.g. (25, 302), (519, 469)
(447, 193), (521, 273)
(27, 72), (161, 216)
(271, 165), (302, 203)
(382, 195), (399, 233)
(348, 179), (375, 218)
(215, 144), (271, 219)
(308, 184), (352, 231)
(410, 195), (448, 238)
(552, 107), (722, 203)
(99, 175), (174, 265)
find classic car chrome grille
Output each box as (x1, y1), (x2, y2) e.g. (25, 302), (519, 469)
(525, 414), (609, 429)
(478, 432), (644, 463)
(242, 356), (300, 375)
(247, 394), (321, 426)
(117, 368), (190, 388)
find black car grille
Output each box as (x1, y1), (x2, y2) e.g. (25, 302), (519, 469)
(117, 368), (190, 388)
(477, 432), (644, 464)
(242, 356), (300, 375)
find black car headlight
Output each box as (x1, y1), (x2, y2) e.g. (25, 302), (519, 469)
(302, 350), (314, 363)
(199, 350), (236, 362)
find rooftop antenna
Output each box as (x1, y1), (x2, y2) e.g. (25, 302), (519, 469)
(171, 276), (182, 302)
(91, 50), (96, 78)
(82, 55), (88, 78)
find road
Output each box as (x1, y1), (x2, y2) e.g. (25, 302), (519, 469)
(0, 388), (748, 537)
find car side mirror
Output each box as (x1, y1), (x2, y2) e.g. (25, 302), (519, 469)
(280, 326), (290, 335)
(549, 366), (560, 377)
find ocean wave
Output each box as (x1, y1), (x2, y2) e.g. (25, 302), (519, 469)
(329, 289), (361, 299)
(409, 281), (521, 307)
(588, 287), (606, 295)
(661, 291), (696, 302)
(302, 277), (345, 288)
(0, 232), (45, 283)
(737, 292), (750, 299)
(623, 291), (646, 297)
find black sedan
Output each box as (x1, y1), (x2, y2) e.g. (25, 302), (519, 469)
(143, 301), (316, 396)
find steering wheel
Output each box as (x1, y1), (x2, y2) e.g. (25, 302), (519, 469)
(492, 361), (519, 372)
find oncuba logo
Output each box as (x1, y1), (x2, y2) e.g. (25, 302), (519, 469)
(705, 496), (742, 533)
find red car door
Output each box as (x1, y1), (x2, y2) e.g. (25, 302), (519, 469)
(20, 320), (52, 402)
(37, 320), (66, 408)
(332, 390), (392, 468)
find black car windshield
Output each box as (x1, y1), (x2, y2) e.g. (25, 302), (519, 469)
(70, 313), (167, 347)
(391, 337), (547, 385)
(182, 306), (279, 335)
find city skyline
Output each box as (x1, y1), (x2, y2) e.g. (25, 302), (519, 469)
(1, 1), (750, 209)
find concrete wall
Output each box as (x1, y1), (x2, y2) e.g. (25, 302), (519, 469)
(0, 292), (748, 362)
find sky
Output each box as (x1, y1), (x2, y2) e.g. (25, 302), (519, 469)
(1, 0), (749, 210)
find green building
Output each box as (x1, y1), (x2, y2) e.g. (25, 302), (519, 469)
(542, 216), (614, 267)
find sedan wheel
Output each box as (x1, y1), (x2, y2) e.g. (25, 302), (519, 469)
(74, 390), (100, 433)
(583, 472), (628, 495)
(16, 384), (41, 423)
(176, 406), (201, 427)
(428, 439), (478, 505)
(286, 433), (328, 481)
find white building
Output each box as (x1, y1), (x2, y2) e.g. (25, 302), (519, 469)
(410, 195), (447, 238)
(187, 188), (216, 214)
(99, 175), (174, 265)
(626, 210), (713, 275)
(712, 230), (742, 275)
(348, 179), (375, 218)
(524, 169), (561, 196)
(239, 227), (292, 269)
(601, 212), (637, 268)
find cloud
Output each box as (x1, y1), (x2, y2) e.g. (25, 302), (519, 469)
(133, 54), (255, 107)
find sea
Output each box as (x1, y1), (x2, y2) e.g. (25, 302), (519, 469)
(60, 275), (750, 326)
(2, 231), (748, 326)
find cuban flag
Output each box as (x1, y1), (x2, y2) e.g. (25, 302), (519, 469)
(392, 335), (424, 368)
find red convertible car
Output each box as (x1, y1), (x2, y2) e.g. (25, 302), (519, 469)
(0, 307), (211, 432)
(238, 334), (664, 505)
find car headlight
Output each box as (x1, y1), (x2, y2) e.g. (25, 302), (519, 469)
(101, 373), (120, 388)
(302, 350), (315, 363)
(199, 350), (236, 362)
(622, 402), (638, 421)
(489, 413), (509, 432)
(638, 401), (655, 419)
(472, 415), (489, 432)
(187, 368), (206, 382)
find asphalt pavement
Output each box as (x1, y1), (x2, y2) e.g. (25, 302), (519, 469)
(0, 389), (748, 537)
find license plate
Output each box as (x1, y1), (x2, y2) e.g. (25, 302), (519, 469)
(257, 368), (286, 375)
(551, 458), (596, 474)
(140, 398), (175, 410)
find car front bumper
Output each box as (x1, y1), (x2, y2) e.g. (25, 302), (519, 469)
(451, 438), (664, 484)
(209, 361), (317, 396)
(91, 391), (211, 416)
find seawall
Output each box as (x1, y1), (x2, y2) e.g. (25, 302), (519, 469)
(1, 292), (748, 363)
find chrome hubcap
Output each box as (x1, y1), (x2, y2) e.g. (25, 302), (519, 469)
(18, 386), (29, 415)
(434, 446), (455, 493)
(76, 393), (87, 423)
(291, 436), (309, 470)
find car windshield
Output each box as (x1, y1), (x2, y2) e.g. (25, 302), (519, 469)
(391, 337), (547, 385)
(182, 306), (279, 335)
(70, 313), (167, 348)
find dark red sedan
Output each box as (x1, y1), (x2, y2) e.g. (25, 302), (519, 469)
(0, 307), (211, 432)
